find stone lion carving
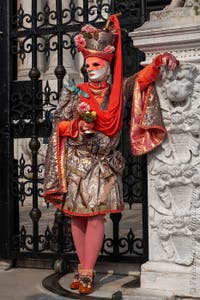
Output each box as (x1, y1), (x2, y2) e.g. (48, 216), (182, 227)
(155, 64), (200, 164)
(162, 65), (195, 107)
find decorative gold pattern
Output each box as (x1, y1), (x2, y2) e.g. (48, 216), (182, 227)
(44, 75), (166, 215)
(88, 83), (110, 105)
(44, 88), (125, 216)
(130, 79), (167, 156)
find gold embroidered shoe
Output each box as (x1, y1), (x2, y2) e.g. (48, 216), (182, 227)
(69, 264), (83, 290)
(78, 269), (94, 294)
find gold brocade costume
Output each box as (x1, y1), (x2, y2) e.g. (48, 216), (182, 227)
(63, 132), (124, 216)
(44, 85), (126, 217)
(44, 74), (166, 217)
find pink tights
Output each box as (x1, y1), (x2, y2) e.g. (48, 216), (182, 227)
(71, 215), (105, 270)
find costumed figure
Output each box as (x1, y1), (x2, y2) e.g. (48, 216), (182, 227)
(44, 14), (179, 294)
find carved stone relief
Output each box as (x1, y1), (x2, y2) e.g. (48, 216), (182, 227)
(145, 49), (200, 67)
(149, 64), (200, 265)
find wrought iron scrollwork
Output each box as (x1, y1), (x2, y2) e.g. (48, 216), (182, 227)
(20, 225), (33, 251)
(102, 229), (143, 257)
(38, 226), (52, 252)
(37, 2), (57, 28)
(12, 37), (32, 64)
(62, 0), (84, 25)
(102, 213), (143, 258)
(15, 4), (32, 30)
(119, 229), (143, 256)
(88, 0), (111, 22)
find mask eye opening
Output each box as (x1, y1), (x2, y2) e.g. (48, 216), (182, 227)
(93, 62), (100, 67)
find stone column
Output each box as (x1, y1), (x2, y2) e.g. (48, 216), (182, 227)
(129, 2), (200, 299)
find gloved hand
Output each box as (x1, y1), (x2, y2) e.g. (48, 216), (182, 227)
(78, 120), (95, 135)
(153, 52), (179, 71)
(137, 52), (179, 91)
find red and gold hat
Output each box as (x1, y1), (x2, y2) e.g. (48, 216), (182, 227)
(74, 16), (119, 62)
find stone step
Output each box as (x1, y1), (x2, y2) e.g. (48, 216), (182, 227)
(123, 288), (175, 300)
(60, 272), (139, 298)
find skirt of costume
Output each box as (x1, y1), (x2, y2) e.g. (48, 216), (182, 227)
(44, 125), (125, 217)
(61, 131), (124, 216)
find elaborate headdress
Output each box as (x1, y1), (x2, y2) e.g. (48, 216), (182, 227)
(74, 15), (120, 62)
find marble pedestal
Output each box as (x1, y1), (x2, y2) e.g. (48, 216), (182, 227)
(141, 261), (200, 298)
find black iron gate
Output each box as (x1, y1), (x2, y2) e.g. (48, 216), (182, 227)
(0, 0), (170, 266)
